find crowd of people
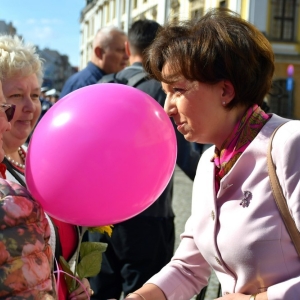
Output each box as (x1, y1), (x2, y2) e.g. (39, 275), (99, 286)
(0, 6), (299, 300)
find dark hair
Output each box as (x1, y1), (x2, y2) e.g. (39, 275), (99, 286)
(143, 8), (274, 109)
(128, 19), (161, 56)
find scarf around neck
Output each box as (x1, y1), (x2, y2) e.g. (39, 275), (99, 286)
(213, 104), (270, 192)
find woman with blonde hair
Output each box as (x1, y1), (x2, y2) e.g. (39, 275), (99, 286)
(0, 81), (56, 298)
(0, 34), (93, 300)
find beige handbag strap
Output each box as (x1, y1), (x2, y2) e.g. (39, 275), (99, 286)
(267, 122), (300, 257)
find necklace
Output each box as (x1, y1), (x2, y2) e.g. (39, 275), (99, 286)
(5, 147), (26, 169)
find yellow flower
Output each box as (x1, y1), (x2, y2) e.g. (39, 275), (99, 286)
(87, 225), (113, 237)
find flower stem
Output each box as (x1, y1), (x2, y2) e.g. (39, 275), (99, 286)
(72, 226), (88, 290)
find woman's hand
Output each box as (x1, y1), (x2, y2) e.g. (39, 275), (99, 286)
(124, 284), (167, 300)
(216, 292), (267, 300)
(68, 278), (93, 300)
(215, 294), (250, 300)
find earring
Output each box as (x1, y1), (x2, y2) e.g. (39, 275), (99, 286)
(222, 101), (226, 106)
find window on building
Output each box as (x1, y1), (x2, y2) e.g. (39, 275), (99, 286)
(189, 0), (204, 19)
(152, 6), (157, 20)
(86, 21), (89, 38)
(90, 17), (94, 37)
(269, 0), (298, 41)
(191, 8), (203, 19)
(170, 0), (180, 21)
(133, 0), (138, 9)
(122, 0), (126, 14)
(268, 79), (292, 118)
(219, 0), (227, 7)
(112, 0), (116, 18)
(106, 3), (110, 22)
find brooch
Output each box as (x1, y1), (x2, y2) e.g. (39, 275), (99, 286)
(240, 191), (252, 208)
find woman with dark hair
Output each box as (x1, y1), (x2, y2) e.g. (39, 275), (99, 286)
(125, 8), (300, 300)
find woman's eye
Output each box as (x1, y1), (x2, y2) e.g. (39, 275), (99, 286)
(11, 94), (22, 98)
(173, 88), (184, 94)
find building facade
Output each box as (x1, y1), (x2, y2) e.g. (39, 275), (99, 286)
(0, 21), (18, 36)
(80, 0), (300, 118)
(0, 20), (77, 93)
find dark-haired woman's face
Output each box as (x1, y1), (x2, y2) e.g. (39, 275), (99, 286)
(162, 62), (233, 147)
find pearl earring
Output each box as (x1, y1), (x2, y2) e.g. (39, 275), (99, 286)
(222, 101), (226, 105)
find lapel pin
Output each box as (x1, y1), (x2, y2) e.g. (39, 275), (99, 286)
(240, 191), (252, 208)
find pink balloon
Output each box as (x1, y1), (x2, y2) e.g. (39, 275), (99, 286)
(26, 84), (177, 226)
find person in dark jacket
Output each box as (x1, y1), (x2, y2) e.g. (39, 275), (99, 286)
(86, 19), (202, 300)
(60, 26), (129, 99)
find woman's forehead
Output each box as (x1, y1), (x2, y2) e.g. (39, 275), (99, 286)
(161, 62), (183, 82)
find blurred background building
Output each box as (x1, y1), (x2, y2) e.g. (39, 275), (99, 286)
(80, 0), (300, 119)
(0, 20), (18, 36)
(0, 20), (77, 94)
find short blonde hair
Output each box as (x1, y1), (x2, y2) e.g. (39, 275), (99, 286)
(0, 34), (44, 84)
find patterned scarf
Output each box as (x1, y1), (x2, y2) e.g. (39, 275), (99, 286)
(213, 104), (270, 192)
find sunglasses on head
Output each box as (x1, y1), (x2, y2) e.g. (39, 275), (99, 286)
(0, 103), (16, 122)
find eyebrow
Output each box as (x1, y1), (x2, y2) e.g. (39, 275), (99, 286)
(12, 87), (41, 92)
(161, 72), (183, 84)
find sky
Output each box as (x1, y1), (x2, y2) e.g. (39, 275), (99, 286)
(0, 0), (85, 66)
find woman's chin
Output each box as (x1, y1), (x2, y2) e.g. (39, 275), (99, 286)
(12, 132), (31, 144)
(183, 132), (196, 143)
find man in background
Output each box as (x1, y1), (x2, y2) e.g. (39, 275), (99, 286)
(87, 19), (202, 300)
(60, 26), (129, 98)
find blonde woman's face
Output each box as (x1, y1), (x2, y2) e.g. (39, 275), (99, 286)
(2, 74), (41, 146)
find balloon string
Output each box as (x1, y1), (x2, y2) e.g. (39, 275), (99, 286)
(54, 256), (60, 295)
(53, 257), (90, 299)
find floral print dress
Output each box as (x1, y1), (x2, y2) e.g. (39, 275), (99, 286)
(0, 176), (57, 299)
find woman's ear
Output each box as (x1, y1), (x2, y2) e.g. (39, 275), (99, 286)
(221, 80), (235, 104)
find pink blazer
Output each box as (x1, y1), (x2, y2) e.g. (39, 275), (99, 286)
(148, 114), (300, 300)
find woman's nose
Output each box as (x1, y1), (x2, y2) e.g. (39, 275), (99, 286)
(164, 94), (176, 117)
(24, 95), (35, 111)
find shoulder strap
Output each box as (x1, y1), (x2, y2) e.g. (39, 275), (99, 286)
(98, 73), (127, 85)
(127, 71), (148, 87)
(267, 122), (300, 257)
(3, 158), (26, 187)
(98, 73), (117, 84)
(98, 68), (148, 88)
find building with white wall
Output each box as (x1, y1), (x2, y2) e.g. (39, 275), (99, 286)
(80, 0), (300, 118)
